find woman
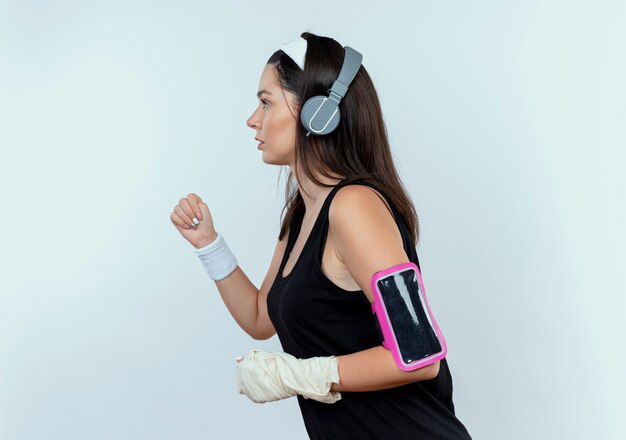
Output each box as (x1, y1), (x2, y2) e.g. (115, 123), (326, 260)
(170, 32), (473, 439)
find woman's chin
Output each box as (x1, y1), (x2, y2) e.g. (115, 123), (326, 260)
(261, 154), (277, 165)
(260, 152), (288, 166)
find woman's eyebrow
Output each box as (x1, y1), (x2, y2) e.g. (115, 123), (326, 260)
(256, 89), (274, 98)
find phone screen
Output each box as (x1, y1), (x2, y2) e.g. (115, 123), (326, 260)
(376, 268), (441, 364)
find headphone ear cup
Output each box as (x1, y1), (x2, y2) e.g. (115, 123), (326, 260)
(300, 95), (341, 135)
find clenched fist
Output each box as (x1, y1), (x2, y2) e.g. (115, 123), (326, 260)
(235, 349), (342, 404)
(170, 193), (218, 249)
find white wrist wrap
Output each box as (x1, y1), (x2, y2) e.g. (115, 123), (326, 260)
(236, 349), (342, 404)
(193, 231), (238, 281)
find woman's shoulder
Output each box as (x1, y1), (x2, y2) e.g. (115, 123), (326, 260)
(327, 182), (409, 303)
(329, 183), (403, 249)
(332, 181), (395, 220)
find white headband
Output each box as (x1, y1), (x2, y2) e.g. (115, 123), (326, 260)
(279, 36), (307, 70)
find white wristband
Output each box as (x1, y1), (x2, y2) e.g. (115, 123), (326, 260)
(193, 231), (238, 281)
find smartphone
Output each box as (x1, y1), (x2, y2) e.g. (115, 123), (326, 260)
(370, 261), (447, 371)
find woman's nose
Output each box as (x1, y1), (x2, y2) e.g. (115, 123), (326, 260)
(246, 110), (259, 129)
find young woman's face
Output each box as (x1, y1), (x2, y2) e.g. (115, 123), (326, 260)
(246, 64), (299, 166)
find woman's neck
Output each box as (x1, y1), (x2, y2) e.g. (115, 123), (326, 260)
(293, 169), (346, 214)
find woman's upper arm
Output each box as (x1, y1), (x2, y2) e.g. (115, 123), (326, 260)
(329, 185), (409, 304)
(254, 234), (288, 340)
(329, 188), (442, 381)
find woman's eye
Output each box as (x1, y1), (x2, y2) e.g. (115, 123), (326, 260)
(260, 99), (269, 109)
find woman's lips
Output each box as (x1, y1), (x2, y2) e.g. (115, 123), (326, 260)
(258, 142), (264, 149)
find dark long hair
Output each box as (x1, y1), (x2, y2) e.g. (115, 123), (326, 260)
(269, 31), (420, 246)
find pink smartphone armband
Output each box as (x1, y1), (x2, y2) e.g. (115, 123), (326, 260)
(370, 261), (447, 371)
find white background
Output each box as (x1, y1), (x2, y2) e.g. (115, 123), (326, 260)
(1, 1), (624, 438)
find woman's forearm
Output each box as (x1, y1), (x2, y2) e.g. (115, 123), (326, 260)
(194, 231), (263, 339)
(212, 266), (262, 339)
(330, 346), (440, 392)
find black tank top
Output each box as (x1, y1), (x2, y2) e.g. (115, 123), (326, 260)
(266, 178), (473, 440)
